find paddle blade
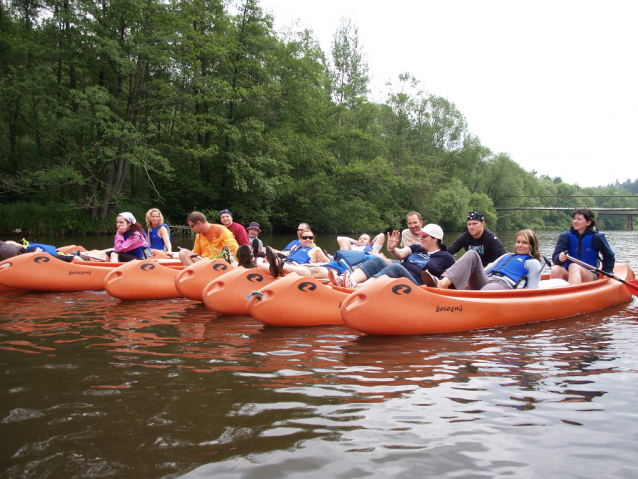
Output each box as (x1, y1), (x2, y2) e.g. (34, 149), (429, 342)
(622, 280), (638, 297)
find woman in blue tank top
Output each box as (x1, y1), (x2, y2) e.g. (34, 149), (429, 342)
(145, 208), (172, 256)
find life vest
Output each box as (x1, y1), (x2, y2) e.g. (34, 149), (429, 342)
(489, 254), (531, 284)
(123, 230), (145, 259)
(333, 250), (373, 269)
(24, 241), (59, 256)
(286, 246), (313, 264)
(283, 239), (301, 252)
(565, 232), (598, 268)
(148, 223), (171, 250)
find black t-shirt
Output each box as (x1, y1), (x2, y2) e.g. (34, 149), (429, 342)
(402, 245), (457, 284)
(447, 229), (506, 267)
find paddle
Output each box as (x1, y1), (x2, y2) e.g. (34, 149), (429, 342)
(565, 254), (638, 296)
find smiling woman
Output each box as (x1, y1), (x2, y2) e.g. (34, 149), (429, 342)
(432, 229), (542, 291)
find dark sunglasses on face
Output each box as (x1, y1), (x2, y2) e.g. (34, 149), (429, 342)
(297, 228), (306, 231)
(301, 236), (314, 240)
(189, 223), (196, 229)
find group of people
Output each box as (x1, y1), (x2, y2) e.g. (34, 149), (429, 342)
(246, 208), (615, 293)
(0, 207), (616, 293)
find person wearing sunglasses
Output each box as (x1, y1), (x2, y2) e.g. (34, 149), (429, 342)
(178, 211), (239, 266)
(329, 224), (455, 289)
(262, 229), (330, 278)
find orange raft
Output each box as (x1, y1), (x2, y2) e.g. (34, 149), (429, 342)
(340, 264), (635, 336)
(0, 253), (121, 291)
(175, 259), (235, 301)
(203, 267), (275, 315)
(103, 259), (185, 300)
(248, 273), (348, 326)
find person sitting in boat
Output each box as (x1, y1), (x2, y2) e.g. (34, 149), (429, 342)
(261, 228), (331, 278)
(447, 211), (507, 267)
(145, 208), (172, 257)
(0, 240), (89, 262)
(220, 209), (249, 246)
(330, 224), (456, 289)
(549, 208), (615, 285)
(247, 222), (264, 254)
(179, 211), (239, 266)
(401, 211), (424, 247)
(423, 229), (542, 290)
(337, 233), (385, 254)
(104, 212), (149, 263)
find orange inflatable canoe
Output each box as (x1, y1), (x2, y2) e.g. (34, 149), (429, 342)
(0, 253), (121, 291)
(175, 259), (235, 301)
(104, 259), (185, 300)
(248, 272), (348, 326)
(203, 267), (275, 315)
(340, 264), (635, 335)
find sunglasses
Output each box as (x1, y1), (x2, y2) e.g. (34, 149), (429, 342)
(301, 236), (314, 240)
(188, 223), (197, 229)
(297, 228), (306, 231)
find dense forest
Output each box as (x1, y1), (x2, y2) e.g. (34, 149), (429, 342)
(1, 0), (636, 235)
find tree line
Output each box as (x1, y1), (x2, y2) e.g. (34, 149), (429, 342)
(1, 0), (636, 235)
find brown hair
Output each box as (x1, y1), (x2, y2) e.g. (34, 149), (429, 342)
(187, 211), (207, 225)
(516, 229), (540, 261)
(406, 211), (422, 221)
(571, 208), (596, 231)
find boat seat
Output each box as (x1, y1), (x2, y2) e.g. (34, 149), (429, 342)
(538, 278), (570, 289)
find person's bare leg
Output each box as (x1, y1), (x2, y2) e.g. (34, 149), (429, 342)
(179, 248), (201, 266)
(567, 263), (594, 284)
(282, 263), (312, 277)
(550, 265), (569, 281)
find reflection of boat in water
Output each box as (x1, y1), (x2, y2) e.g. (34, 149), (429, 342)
(203, 267), (275, 315)
(341, 265), (635, 335)
(104, 259), (185, 300)
(248, 273), (346, 326)
(175, 259), (235, 301)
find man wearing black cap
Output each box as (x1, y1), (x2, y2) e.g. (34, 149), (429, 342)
(219, 209), (249, 246)
(447, 211), (506, 267)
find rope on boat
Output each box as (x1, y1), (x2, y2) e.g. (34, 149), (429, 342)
(246, 291), (263, 301)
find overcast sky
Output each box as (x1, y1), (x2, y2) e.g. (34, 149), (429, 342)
(258, 0), (637, 188)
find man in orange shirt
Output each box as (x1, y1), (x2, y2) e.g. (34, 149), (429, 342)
(178, 211), (239, 266)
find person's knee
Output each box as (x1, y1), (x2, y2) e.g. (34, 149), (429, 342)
(550, 265), (566, 279)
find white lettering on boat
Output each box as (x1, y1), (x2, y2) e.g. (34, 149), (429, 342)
(436, 305), (463, 313)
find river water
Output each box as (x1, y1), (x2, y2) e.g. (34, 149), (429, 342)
(1, 230), (638, 478)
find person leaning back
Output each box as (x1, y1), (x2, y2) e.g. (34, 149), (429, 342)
(179, 211), (239, 266)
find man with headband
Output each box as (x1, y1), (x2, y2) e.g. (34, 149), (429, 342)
(447, 211), (506, 267)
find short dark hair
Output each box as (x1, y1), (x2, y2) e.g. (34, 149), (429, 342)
(573, 208), (596, 230)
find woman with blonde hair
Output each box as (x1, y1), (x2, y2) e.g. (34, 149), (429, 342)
(145, 208), (172, 255)
(424, 229), (542, 290)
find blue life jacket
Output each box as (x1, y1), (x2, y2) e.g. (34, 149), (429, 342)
(123, 230), (145, 259)
(489, 254), (531, 283)
(565, 232), (598, 268)
(148, 223), (171, 250)
(286, 246), (313, 264)
(283, 239), (301, 253)
(24, 242), (59, 256)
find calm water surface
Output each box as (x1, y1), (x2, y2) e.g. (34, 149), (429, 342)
(1, 231), (638, 478)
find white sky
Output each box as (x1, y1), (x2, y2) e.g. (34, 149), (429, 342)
(259, 0), (638, 188)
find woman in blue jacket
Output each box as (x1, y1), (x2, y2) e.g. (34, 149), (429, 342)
(550, 208), (615, 284)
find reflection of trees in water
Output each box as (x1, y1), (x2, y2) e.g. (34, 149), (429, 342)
(2, 291), (638, 477)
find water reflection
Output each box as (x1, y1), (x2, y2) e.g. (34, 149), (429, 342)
(2, 231), (638, 478)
